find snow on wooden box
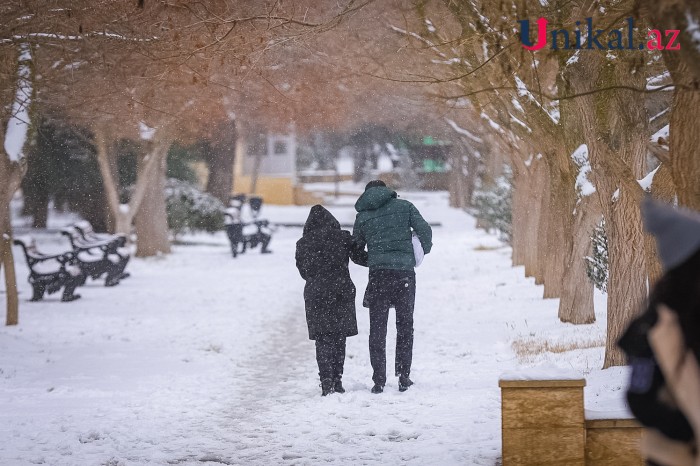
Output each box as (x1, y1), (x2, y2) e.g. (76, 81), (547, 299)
(499, 378), (586, 466)
(499, 376), (644, 466)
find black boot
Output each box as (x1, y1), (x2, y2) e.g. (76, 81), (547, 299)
(371, 384), (384, 394)
(321, 379), (334, 396)
(398, 376), (414, 392)
(333, 378), (345, 394)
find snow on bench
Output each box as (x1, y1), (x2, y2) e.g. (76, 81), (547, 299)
(13, 236), (82, 302)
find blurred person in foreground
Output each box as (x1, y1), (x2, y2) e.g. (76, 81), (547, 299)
(619, 198), (700, 466)
(353, 180), (432, 394)
(296, 205), (367, 396)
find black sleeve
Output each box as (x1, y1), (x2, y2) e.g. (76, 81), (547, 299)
(345, 231), (368, 267)
(295, 241), (311, 280)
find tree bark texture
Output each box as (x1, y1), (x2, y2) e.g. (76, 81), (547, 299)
(534, 160), (551, 286)
(0, 156), (24, 327)
(448, 151), (467, 209)
(668, 71), (700, 210)
(555, 59), (597, 324)
(639, 2), (700, 210)
(95, 127), (172, 241)
(638, 0), (700, 87)
(95, 126), (132, 235)
(511, 154), (545, 275)
(135, 140), (172, 257)
(645, 163), (676, 286)
(205, 119), (237, 203)
(558, 194), (599, 324)
(540, 154), (577, 300)
(511, 170), (528, 268)
(26, 190), (49, 229)
(571, 49), (649, 368)
(1, 204), (19, 326)
(523, 159), (546, 282)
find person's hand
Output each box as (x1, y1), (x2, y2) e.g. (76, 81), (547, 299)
(649, 305), (700, 454)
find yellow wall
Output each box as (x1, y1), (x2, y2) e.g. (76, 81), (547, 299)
(233, 175), (296, 205)
(231, 136), (325, 205)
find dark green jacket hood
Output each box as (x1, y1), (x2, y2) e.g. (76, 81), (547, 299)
(355, 186), (397, 212)
(353, 188), (432, 271)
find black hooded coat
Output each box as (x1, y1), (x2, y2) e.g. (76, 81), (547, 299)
(296, 205), (368, 340)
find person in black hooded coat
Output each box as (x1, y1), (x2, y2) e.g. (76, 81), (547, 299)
(296, 205), (368, 396)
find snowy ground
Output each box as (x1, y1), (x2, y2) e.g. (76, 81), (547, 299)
(0, 190), (629, 465)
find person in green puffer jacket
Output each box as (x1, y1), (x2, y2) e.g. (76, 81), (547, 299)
(353, 180), (432, 394)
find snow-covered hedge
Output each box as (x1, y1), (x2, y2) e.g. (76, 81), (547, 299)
(472, 174), (512, 243)
(585, 218), (608, 293)
(164, 179), (225, 237)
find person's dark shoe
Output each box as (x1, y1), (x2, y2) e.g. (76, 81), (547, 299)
(321, 379), (334, 396)
(333, 379), (345, 394)
(61, 294), (81, 302)
(371, 384), (384, 394)
(398, 376), (414, 392)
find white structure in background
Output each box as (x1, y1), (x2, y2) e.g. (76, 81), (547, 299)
(233, 128), (300, 205)
(241, 131), (297, 179)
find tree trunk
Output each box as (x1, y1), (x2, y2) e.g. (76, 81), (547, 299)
(534, 160), (551, 286)
(603, 187), (648, 367)
(94, 126), (172, 239)
(448, 143), (471, 209)
(250, 150), (263, 195)
(644, 163), (676, 286)
(0, 158), (23, 327)
(511, 170), (527, 267)
(668, 67), (700, 210)
(570, 47), (649, 367)
(558, 194), (599, 324)
(28, 190), (49, 229)
(1, 43), (31, 325)
(94, 126), (132, 235)
(640, 3), (700, 210)
(520, 157), (545, 281)
(135, 143), (171, 257)
(1, 207), (19, 326)
(541, 157), (576, 299)
(206, 120), (237, 203)
(639, 0), (700, 86)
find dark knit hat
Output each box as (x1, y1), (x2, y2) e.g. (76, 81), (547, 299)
(642, 197), (700, 271)
(365, 180), (386, 191)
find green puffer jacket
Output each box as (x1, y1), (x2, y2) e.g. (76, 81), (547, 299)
(353, 186), (432, 271)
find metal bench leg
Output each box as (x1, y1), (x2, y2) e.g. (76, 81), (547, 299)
(30, 283), (46, 302)
(61, 277), (82, 302)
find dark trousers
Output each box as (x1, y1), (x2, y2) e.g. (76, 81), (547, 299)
(315, 333), (346, 382)
(366, 270), (416, 386)
(226, 224), (244, 257)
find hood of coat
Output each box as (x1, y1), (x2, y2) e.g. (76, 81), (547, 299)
(303, 205), (341, 235)
(354, 186), (397, 212)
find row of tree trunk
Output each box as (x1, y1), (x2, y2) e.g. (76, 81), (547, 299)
(427, 0), (700, 367)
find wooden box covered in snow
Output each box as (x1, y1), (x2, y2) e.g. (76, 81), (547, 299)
(499, 375), (643, 466)
(499, 378), (586, 466)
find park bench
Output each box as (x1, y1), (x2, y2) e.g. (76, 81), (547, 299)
(73, 220), (127, 246)
(13, 236), (83, 302)
(224, 195), (273, 257)
(60, 224), (130, 287)
(72, 221), (131, 278)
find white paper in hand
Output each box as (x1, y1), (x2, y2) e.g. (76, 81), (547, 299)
(412, 232), (424, 267)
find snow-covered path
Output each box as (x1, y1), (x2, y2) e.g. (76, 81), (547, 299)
(0, 192), (623, 465)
